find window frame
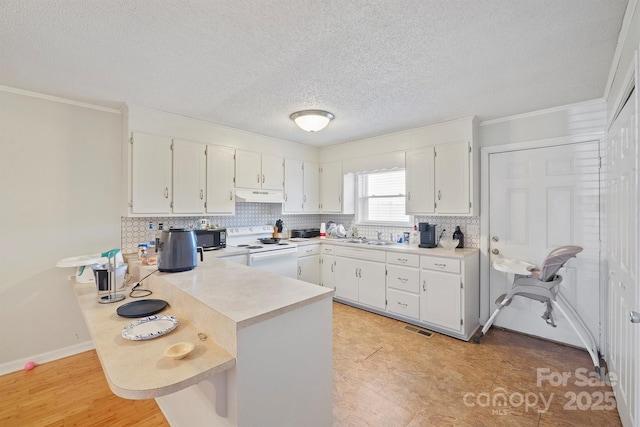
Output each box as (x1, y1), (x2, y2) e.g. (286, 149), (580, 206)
(355, 168), (413, 227)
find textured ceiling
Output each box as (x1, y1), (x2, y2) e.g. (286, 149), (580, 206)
(0, 1), (628, 146)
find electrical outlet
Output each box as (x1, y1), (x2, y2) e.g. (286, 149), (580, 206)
(466, 224), (480, 235)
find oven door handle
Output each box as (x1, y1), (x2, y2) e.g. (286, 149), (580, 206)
(249, 249), (297, 262)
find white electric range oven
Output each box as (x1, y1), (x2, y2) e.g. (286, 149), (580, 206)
(226, 226), (298, 279)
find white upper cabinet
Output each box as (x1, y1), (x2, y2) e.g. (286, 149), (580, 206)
(405, 141), (475, 216)
(235, 150), (262, 189)
(303, 161), (320, 213)
(320, 161), (354, 214)
(172, 139), (207, 214)
(406, 147), (435, 214)
(284, 158), (304, 213)
(206, 145), (235, 215)
(284, 159), (320, 213)
(261, 154), (284, 191)
(435, 141), (470, 214)
(235, 150), (283, 191)
(131, 132), (172, 214)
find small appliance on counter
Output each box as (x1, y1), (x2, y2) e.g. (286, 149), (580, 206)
(290, 228), (320, 238)
(195, 228), (226, 250)
(418, 222), (437, 248)
(92, 249), (126, 304)
(158, 228), (203, 272)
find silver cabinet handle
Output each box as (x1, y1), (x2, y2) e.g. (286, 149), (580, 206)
(492, 249), (500, 255)
(200, 189), (204, 199)
(355, 268), (358, 278)
(492, 236), (500, 242)
(229, 191), (233, 200)
(438, 190), (441, 200)
(422, 280), (426, 292)
(262, 174), (265, 184)
(358, 268), (362, 278)
(397, 301), (408, 308)
(407, 192), (411, 201)
(164, 187), (169, 198)
(434, 263), (447, 268)
(284, 193), (288, 201)
(631, 311), (640, 324)
(331, 263), (334, 272)
(398, 277), (408, 282)
(298, 266), (301, 277)
(257, 174), (260, 183)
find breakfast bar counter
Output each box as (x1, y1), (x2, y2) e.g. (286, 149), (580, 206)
(72, 257), (334, 427)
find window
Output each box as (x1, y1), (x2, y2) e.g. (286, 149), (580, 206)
(356, 169), (411, 225)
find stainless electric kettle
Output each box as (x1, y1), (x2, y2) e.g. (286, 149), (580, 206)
(157, 228), (203, 272)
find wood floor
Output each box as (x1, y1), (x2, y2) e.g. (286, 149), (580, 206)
(0, 302), (622, 426)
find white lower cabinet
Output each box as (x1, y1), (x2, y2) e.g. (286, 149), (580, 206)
(333, 247), (386, 309)
(420, 269), (461, 330)
(297, 245), (320, 285)
(387, 288), (420, 319)
(320, 245), (335, 288)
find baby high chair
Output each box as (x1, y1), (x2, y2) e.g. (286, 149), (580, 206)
(473, 246), (601, 375)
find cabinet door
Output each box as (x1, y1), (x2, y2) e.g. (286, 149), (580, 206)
(303, 161), (320, 213)
(131, 132), (172, 214)
(283, 159), (304, 213)
(320, 254), (335, 288)
(358, 260), (386, 310)
(235, 150), (261, 189)
(320, 161), (343, 212)
(173, 140), (206, 214)
(435, 141), (470, 214)
(298, 254), (320, 285)
(420, 270), (462, 331)
(206, 145), (235, 215)
(334, 257), (359, 301)
(261, 154), (284, 190)
(405, 147), (435, 214)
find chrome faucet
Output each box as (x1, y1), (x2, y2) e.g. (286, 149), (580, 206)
(377, 231), (382, 241)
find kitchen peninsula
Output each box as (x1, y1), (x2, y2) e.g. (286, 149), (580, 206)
(73, 256), (334, 427)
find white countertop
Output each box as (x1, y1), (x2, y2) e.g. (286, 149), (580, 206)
(292, 237), (479, 259)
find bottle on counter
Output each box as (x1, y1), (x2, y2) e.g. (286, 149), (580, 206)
(410, 225), (419, 245)
(453, 226), (464, 248)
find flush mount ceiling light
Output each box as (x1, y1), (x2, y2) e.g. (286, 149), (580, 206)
(290, 110), (335, 132)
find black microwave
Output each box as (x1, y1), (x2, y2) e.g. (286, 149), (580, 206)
(195, 228), (226, 250)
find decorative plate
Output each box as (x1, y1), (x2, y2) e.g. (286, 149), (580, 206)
(122, 315), (178, 341)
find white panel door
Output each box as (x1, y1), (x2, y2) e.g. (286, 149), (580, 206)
(334, 257), (359, 301)
(131, 132), (172, 214)
(605, 89), (638, 427)
(488, 142), (600, 347)
(206, 145), (235, 215)
(173, 140), (206, 214)
(283, 158), (304, 213)
(406, 147), (435, 214)
(235, 150), (261, 189)
(420, 270), (461, 331)
(435, 141), (470, 214)
(303, 162), (320, 212)
(358, 260), (386, 310)
(261, 154), (284, 191)
(320, 161), (343, 212)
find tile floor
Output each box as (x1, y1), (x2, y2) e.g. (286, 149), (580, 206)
(332, 301), (621, 426)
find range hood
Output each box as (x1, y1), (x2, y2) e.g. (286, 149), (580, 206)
(235, 188), (284, 203)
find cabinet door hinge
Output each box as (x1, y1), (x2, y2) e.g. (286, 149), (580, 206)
(170, 201), (174, 208)
(469, 145), (472, 153)
(205, 146), (208, 155)
(469, 202), (472, 208)
(204, 202), (207, 209)
(233, 153), (236, 160)
(170, 143), (174, 150)
(302, 163), (304, 171)
(233, 177), (236, 183)
(385, 299), (388, 306)
(460, 319), (463, 326)
(434, 202), (437, 209)
(130, 136), (134, 144)
(129, 201), (133, 208)
(460, 281), (463, 289)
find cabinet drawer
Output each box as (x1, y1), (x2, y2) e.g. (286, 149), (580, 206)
(298, 245), (320, 257)
(335, 246), (386, 262)
(386, 252), (420, 268)
(321, 245), (335, 255)
(421, 256), (460, 274)
(386, 265), (420, 293)
(387, 289), (420, 319)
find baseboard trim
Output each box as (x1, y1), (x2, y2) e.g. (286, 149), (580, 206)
(0, 341), (95, 376)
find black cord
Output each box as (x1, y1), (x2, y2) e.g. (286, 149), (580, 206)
(129, 269), (158, 298)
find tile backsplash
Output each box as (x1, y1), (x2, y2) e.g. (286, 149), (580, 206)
(121, 204), (479, 253)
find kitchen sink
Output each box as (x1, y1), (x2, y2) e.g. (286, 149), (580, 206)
(338, 239), (366, 244)
(366, 240), (396, 246)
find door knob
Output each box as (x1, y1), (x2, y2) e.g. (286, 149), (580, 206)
(492, 249), (499, 255)
(631, 311), (640, 324)
(492, 236), (499, 242)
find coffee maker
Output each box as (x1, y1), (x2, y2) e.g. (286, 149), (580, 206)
(418, 222), (437, 248)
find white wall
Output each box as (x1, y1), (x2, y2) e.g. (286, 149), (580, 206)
(0, 90), (122, 370)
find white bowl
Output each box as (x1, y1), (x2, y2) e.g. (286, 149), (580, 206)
(439, 238), (459, 251)
(164, 342), (194, 360)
